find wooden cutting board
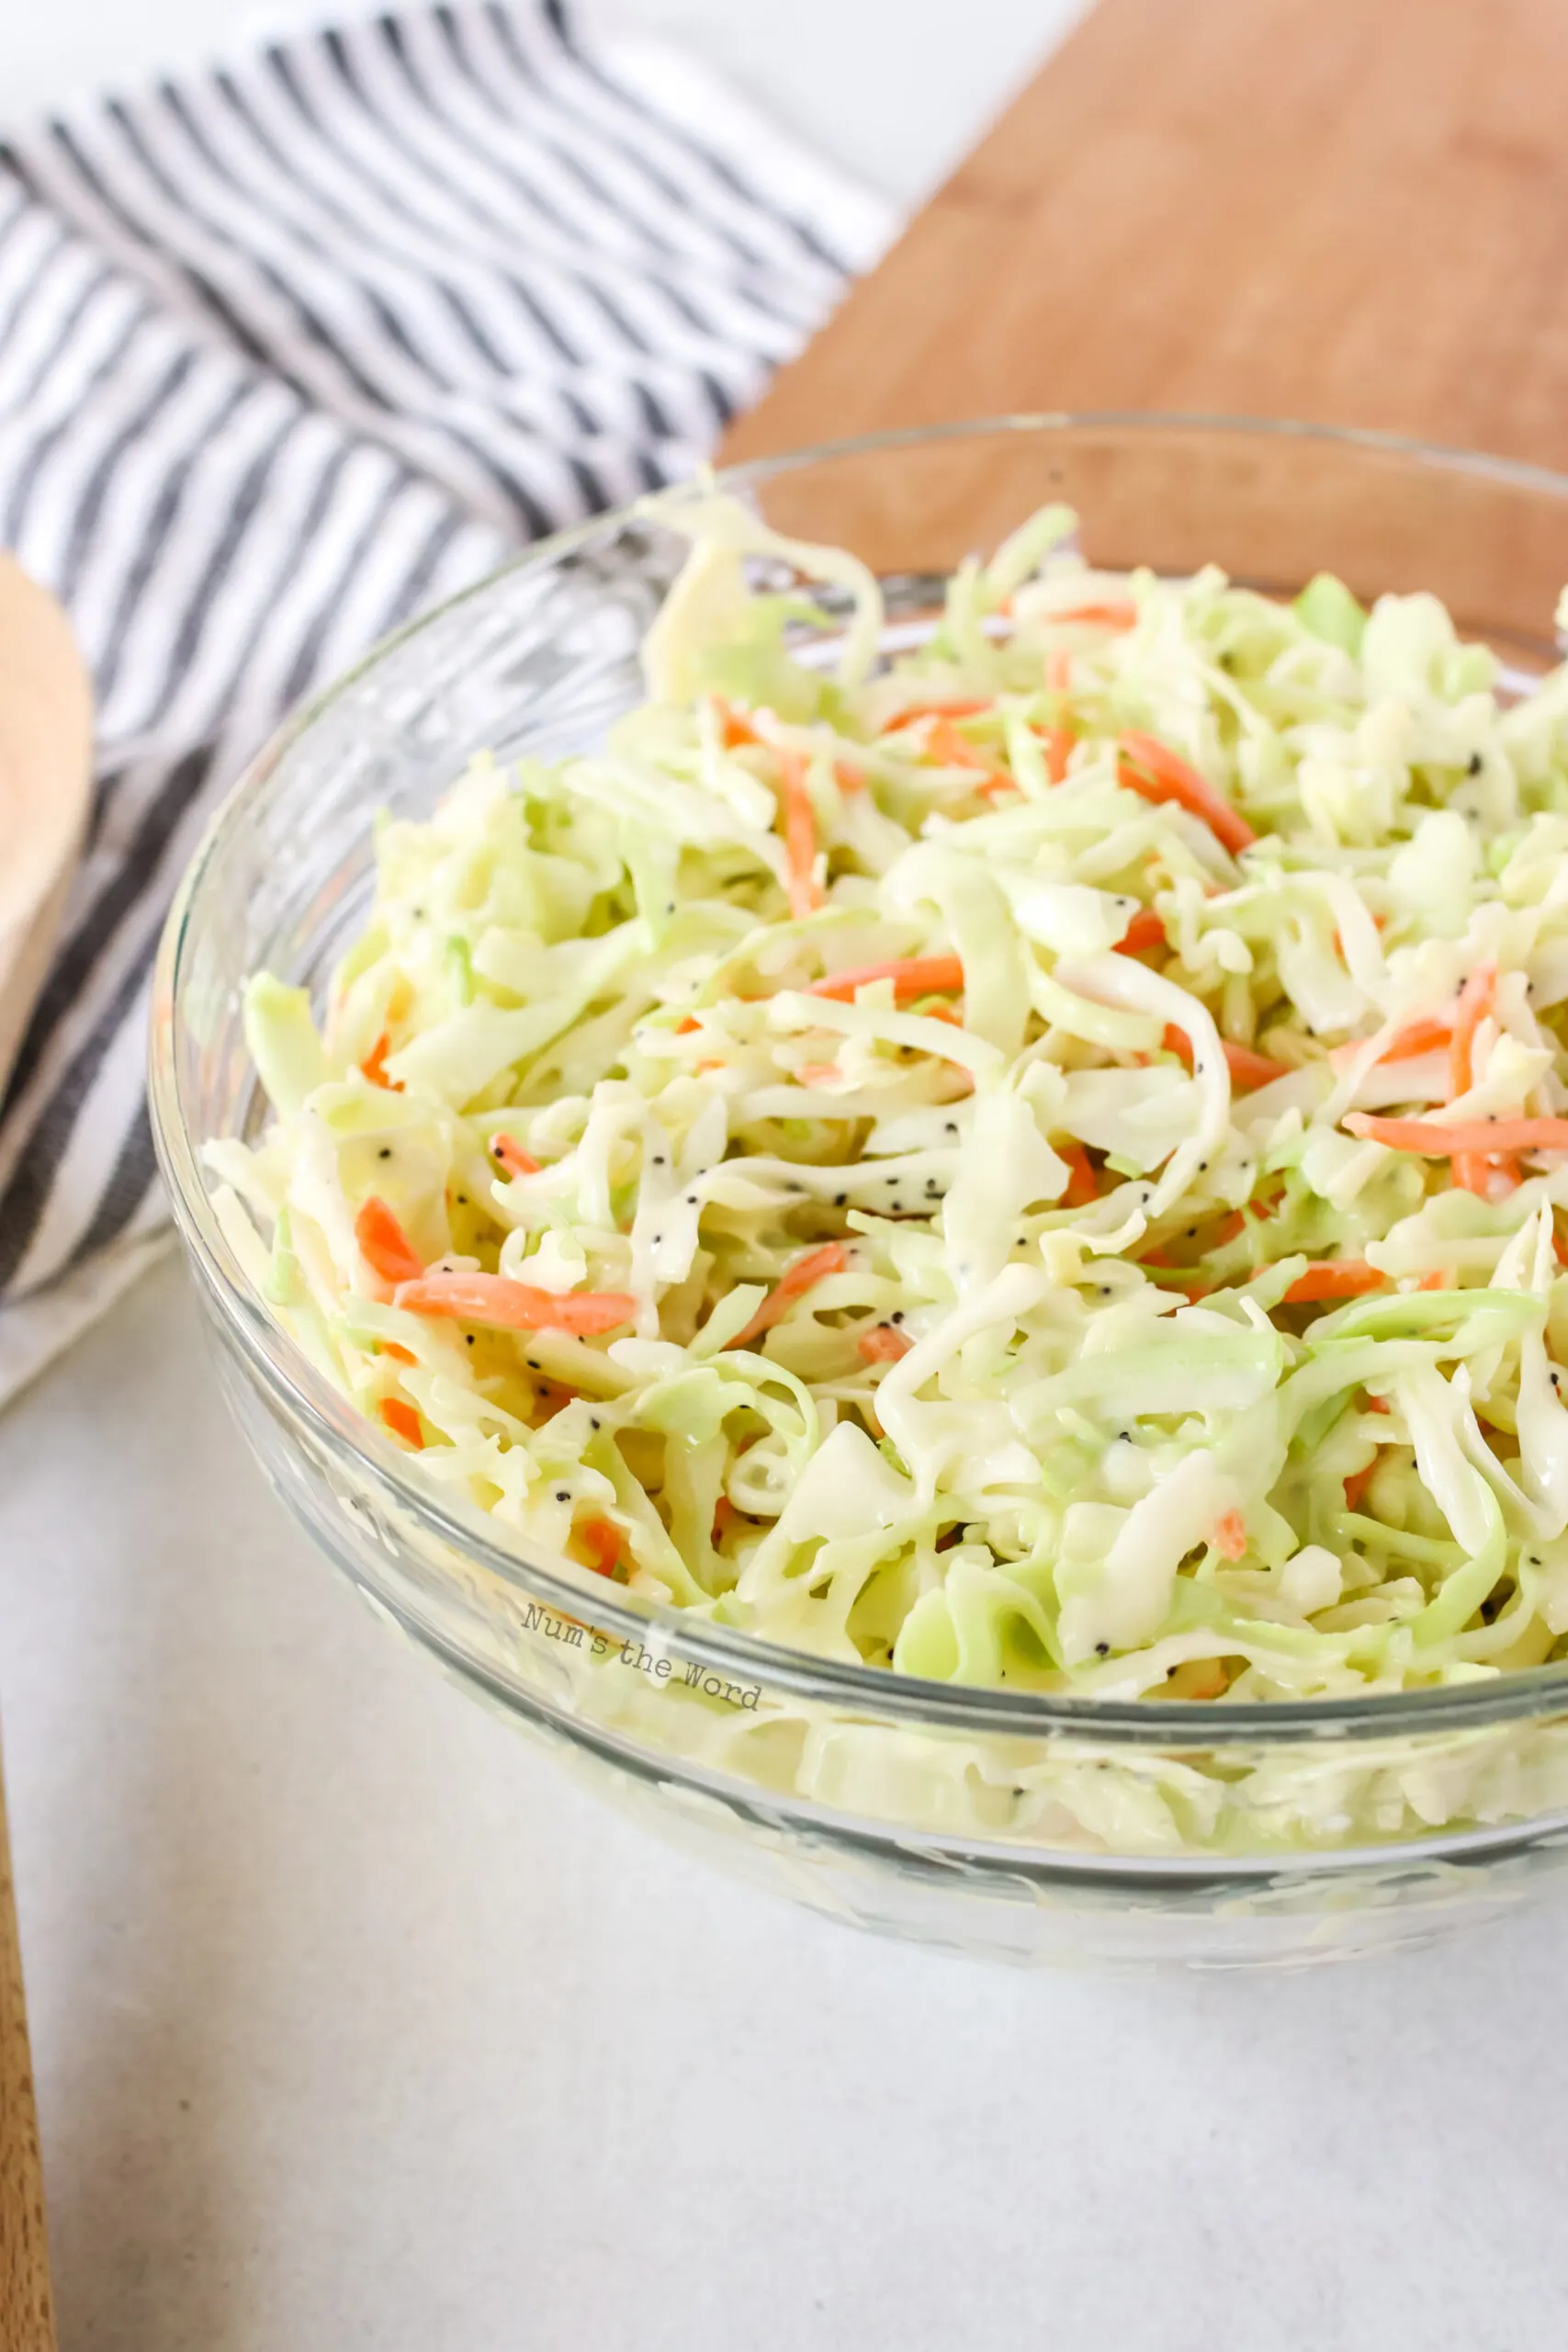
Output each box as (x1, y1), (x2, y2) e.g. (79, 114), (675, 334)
(724, 0), (1568, 469)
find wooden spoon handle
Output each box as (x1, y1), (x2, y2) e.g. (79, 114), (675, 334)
(0, 554), (93, 1099)
(0, 1743), (55, 2349)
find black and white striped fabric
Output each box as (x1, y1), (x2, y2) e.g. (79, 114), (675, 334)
(0, 0), (892, 1402)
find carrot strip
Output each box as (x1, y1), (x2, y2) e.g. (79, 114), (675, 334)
(1050, 600), (1138, 628)
(807, 955), (965, 1004)
(1417, 1270), (1452, 1291)
(491, 1131), (541, 1178)
(778, 747), (820, 919)
(1059, 1141), (1099, 1207)
(1555, 1225), (1568, 1272)
(1448, 963), (1500, 1194)
(1281, 1260), (1386, 1304)
(1382, 1016), (1454, 1063)
(858, 1323), (913, 1363)
(1045, 649), (1073, 694)
(1162, 1024), (1287, 1091)
(1346, 1114), (1568, 1156)
(578, 1516), (623, 1577)
(394, 1273), (636, 1334)
(379, 1341), (418, 1366)
(1342, 1461), (1376, 1513)
(378, 1396), (423, 1449)
(1221, 1040), (1291, 1091)
(885, 698), (994, 729)
(1449, 963), (1496, 1100)
(1032, 724), (1074, 784)
(1117, 906), (1168, 955)
(713, 695), (763, 750)
(1330, 1016), (1454, 1071)
(833, 759), (865, 794)
(919, 715), (1014, 797)
(728, 1243), (850, 1350)
(1211, 1510), (1247, 1560)
(355, 1196), (424, 1286)
(712, 1496), (739, 1543)
(360, 1030), (402, 1091)
(1116, 730), (1257, 855)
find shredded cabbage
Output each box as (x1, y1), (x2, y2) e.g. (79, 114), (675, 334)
(216, 498), (1568, 1706)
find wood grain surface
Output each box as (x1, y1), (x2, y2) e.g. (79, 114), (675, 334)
(725, 0), (1568, 467)
(0, 1744), (55, 2351)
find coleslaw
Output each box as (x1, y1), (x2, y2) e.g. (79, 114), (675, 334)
(209, 491), (1568, 1706)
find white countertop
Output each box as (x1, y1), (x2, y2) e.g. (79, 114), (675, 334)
(5, 7), (1568, 2349)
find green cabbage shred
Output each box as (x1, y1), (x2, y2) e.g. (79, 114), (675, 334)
(213, 493), (1568, 1706)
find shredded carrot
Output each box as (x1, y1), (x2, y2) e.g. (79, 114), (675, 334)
(1417, 1269), (1451, 1291)
(394, 1272), (636, 1334)
(1448, 963), (1499, 1194)
(728, 1242), (849, 1350)
(777, 746), (820, 919)
(1116, 730), (1258, 855)
(1045, 649), (1073, 693)
(1210, 1209), (1247, 1246)
(1449, 963), (1496, 1100)
(1282, 1260), (1386, 1304)
(1342, 1461), (1376, 1513)
(711, 1496), (739, 1543)
(713, 695), (763, 750)
(919, 715), (1013, 797)
(378, 1396), (423, 1448)
(674, 1013), (701, 1035)
(1365, 1393), (1393, 1414)
(858, 1323), (913, 1363)
(1051, 599), (1138, 628)
(1555, 1225), (1568, 1272)
(886, 698), (994, 729)
(1032, 723), (1074, 784)
(1211, 1510), (1248, 1560)
(359, 1030), (402, 1091)
(379, 1341), (418, 1366)
(795, 1062), (842, 1087)
(491, 1131), (541, 1178)
(1382, 1016), (1454, 1064)
(1330, 1016), (1453, 1071)
(577, 1516), (623, 1577)
(1059, 1141), (1098, 1207)
(833, 759), (865, 794)
(1162, 1024), (1287, 1091)
(355, 1196), (424, 1286)
(807, 955), (965, 1004)
(1221, 1040), (1291, 1091)
(1346, 1114), (1568, 1156)
(1117, 906), (1168, 955)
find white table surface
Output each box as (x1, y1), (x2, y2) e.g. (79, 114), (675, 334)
(4, 6), (1568, 2350)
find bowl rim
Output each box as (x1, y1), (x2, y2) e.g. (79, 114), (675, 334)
(149, 409), (1568, 1747)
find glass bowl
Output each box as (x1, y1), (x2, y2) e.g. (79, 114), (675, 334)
(150, 416), (1568, 1971)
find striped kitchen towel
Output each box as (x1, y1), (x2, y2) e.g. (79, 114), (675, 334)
(0, 0), (894, 1405)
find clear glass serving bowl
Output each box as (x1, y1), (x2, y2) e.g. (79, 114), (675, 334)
(150, 417), (1568, 1971)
